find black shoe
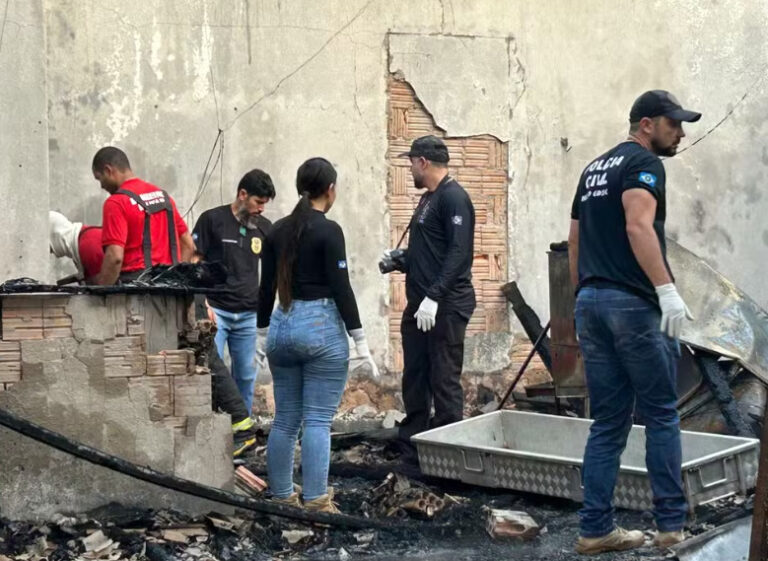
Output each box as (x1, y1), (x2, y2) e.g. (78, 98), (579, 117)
(233, 417), (258, 459)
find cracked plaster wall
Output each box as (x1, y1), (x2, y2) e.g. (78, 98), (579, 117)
(0, 294), (233, 520)
(5, 0), (768, 375)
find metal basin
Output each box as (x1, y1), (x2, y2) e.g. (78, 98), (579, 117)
(412, 410), (759, 512)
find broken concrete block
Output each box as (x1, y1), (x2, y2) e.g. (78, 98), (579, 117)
(67, 295), (117, 342)
(282, 529), (313, 545)
(382, 409), (405, 429)
(81, 530), (114, 553)
(485, 509), (540, 541)
(479, 399), (499, 414)
(352, 404), (378, 418)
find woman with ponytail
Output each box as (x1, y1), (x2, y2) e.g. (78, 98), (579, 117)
(256, 157), (378, 513)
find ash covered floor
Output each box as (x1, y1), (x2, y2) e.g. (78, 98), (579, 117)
(0, 431), (750, 561)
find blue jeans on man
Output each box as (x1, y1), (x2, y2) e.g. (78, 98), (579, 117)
(265, 299), (349, 501)
(212, 307), (258, 414)
(575, 286), (688, 537)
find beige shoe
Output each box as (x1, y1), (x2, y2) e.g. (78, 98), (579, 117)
(575, 527), (645, 555)
(303, 488), (341, 514)
(653, 530), (685, 548)
(271, 492), (301, 508)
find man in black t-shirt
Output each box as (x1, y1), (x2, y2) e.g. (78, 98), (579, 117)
(568, 91), (700, 555)
(386, 136), (476, 457)
(192, 169), (275, 414)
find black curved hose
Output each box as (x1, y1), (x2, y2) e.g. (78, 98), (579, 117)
(0, 407), (392, 530)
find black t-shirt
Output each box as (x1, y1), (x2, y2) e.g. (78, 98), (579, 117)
(405, 176), (476, 318)
(570, 141), (672, 302)
(257, 210), (362, 332)
(192, 205), (271, 312)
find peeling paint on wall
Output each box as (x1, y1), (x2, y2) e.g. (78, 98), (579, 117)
(386, 76), (510, 372)
(191, 6), (213, 102)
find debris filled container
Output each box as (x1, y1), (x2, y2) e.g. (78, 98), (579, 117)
(412, 410), (759, 512)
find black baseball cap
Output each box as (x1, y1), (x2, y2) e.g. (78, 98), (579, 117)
(629, 90), (702, 123)
(398, 135), (450, 163)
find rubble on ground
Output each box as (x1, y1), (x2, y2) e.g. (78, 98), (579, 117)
(485, 508), (541, 541)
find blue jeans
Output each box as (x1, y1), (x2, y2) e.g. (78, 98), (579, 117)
(575, 287), (687, 537)
(212, 307), (258, 414)
(265, 299), (349, 500)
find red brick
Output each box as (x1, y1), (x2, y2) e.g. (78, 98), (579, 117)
(385, 77), (509, 370)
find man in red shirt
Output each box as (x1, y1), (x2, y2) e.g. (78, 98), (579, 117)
(49, 211), (104, 283)
(91, 147), (194, 284)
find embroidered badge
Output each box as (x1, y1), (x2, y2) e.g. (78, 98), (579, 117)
(251, 237), (262, 254)
(638, 172), (657, 187)
(338, 260), (347, 269)
(452, 215), (463, 225)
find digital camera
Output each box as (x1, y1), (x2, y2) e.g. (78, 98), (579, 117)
(378, 249), (407, 274)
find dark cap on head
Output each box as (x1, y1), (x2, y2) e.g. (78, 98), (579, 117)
(398, 135), (450, 163)
(630, 90), (701, 123)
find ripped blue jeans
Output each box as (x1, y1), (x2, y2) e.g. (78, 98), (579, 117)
(575, 286), (687, 537)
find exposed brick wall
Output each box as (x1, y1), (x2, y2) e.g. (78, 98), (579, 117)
(386, 77), (509, 371)
(0, 295), (211, 432)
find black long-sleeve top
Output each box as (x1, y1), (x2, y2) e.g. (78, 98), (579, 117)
(257, 209), (362, 331)
(405, 175), (476, 318)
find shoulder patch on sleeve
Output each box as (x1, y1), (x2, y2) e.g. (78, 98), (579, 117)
(452, 215), (463, 225)
(638, 172), (657, 187)
(337, 260), (347, 270)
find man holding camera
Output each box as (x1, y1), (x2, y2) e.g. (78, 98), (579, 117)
(382, 135), (476, 461)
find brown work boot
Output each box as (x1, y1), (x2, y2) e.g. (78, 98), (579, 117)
(271, 492), (301, 508)
(303, 488), (341, 514)
(575, 527), (645, 555)
(653, 530), (685, 548)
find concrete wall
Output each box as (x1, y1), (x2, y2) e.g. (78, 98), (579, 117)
(0, 0), (49, 281)
(13, 0), (768, 372)
(0, 293), (233, 520)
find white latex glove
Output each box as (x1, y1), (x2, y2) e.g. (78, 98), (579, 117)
(655, 283), (694, 339)
(414, 297), (438, 332)
(349, 328), (380, 381)
(255, 327), (268, 368)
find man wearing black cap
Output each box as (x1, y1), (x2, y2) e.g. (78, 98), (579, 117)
(568, 91), (701, 555)
(383, 135), (476, 460)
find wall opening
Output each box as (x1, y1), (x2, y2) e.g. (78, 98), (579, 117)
(386, 76), (510, 372)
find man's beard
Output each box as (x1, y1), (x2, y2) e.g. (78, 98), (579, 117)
(413, 175), (426, 190)
(236, 205), (261, 229)
(651, 137), (677, 157)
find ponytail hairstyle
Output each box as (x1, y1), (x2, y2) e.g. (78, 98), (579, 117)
(277, 157), (337, 309)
